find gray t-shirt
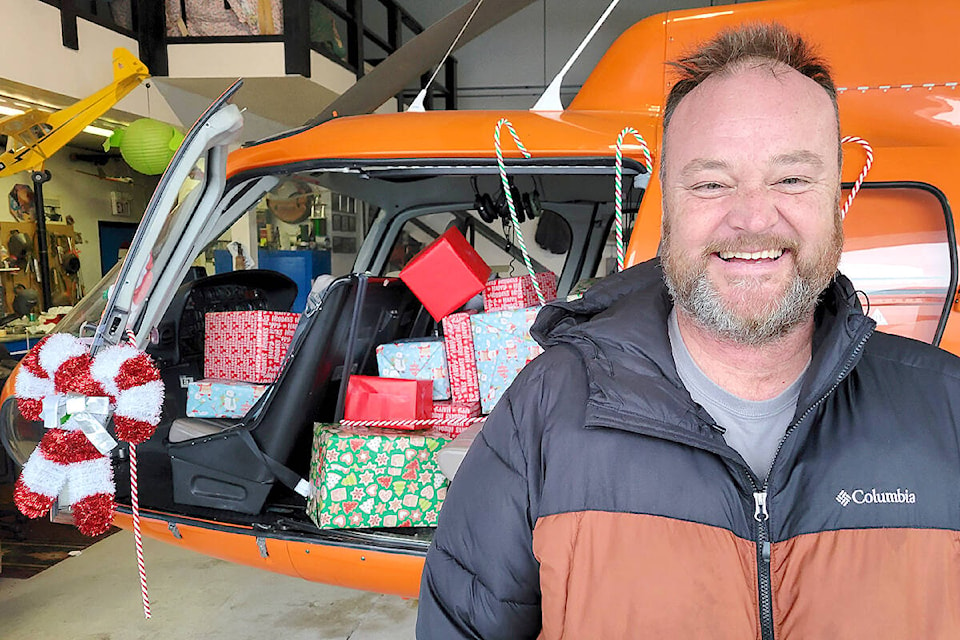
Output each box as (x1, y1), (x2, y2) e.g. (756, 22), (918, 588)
(667, 309), (804, 482)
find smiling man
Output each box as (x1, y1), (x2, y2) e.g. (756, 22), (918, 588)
(418, 24), (960, 639)
(660, 36), (844, 405)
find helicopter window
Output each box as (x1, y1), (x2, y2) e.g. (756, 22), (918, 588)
(383, 209), (570, 286)
(838, 183), (954, 345)
(593, 207), (637, 279)
(193, 176), (378, 312)
(199, 165), (639, 309)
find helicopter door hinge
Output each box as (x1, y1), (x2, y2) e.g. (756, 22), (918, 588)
(256, 536), (269, 558)
(167, 522), (182, 539)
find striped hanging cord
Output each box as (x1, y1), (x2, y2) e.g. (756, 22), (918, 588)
(614, 128), (653, 272)
(124, 329), (151, 619)
(493, 118), (545, 306)
(840, 136), (874, 220)
(339, 417), (486, 429)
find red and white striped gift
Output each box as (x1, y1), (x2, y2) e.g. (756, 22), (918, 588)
(203, 310), (299, 383)
(442, 312), (481, 403)
(432, 400), (482, 438)
(482, 271), (558, 312)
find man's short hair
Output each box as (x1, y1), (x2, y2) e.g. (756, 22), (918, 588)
(662, 23), (838, 135)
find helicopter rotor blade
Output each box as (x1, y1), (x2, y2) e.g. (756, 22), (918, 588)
(308, 0), (536, 125)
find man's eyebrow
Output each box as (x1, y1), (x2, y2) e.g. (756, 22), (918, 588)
(771, 150), (825, 167)
(679, 158), (730, 177)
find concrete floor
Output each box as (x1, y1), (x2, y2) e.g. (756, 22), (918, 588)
(0, 531), (419, 639)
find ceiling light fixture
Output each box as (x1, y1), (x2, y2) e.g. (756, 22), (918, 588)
(82, 125), (114, 137)
(0, 105), (113, 137)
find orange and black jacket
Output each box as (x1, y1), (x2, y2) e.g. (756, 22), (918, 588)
(417, 259), (960, 639)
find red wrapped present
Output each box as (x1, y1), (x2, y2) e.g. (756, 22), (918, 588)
(400, 227), (491, 321)
(483, 271), (558, 312)
(432, 400), (481, 438)
(204, 310), (299, 383)
(442, 312), (480, 403)
(344, 376), (434, 428)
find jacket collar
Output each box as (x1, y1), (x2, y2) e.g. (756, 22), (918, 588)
(531, 259), (875, 453)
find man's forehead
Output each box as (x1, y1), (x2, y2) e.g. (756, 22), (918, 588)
(678, 62), (829, 115)
(679, 151), (827, 176)
(663, 62), (839, 167)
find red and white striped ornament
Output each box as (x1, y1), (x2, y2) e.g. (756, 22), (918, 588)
(840, 136), (874, 220)
(339, 417), (485, 430)
(13, 333), (163, 536)
(124, 328), (152, 619)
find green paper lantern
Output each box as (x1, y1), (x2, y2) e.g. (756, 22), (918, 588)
(105, 118), (184, 176)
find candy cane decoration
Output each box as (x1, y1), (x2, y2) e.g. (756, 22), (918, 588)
(128, 436), (150, 618)
(339, 417), (486, 429)
(494, 118), (545, 306)
(15, 333), (161, 619)
(122, 329), (151, 619)
(840, 136), (874, 220)
(615, 127), (653, 271)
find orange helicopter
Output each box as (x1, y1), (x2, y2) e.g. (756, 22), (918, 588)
(1, 0), (958, 599)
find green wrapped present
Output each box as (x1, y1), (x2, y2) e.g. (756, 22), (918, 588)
(308, 423), (450, 529)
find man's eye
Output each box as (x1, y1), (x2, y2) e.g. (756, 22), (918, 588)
(692, 182), (726, 192)
(778, 177), (809, 188)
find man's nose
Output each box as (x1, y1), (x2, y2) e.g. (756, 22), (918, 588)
(726, 185), (779, 233)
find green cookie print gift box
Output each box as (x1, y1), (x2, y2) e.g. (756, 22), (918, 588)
(308, 424), (451, 529)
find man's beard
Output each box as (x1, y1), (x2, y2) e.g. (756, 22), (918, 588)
(660, 218), (843, 346)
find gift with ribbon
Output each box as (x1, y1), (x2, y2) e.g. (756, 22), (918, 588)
(41, 393), (116, 454)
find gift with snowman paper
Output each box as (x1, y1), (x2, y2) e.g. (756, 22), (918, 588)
(375, 338), (451, 400)
(186, 378), (269, 418)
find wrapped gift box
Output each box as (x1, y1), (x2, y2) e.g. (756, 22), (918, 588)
(483, 271), (558, 312)
(308, 423), (450, 529)
(376, 339), (450, 400)
(344, 375), (433, 427)
(204, 310), (299, 383)
(471, 307), (544, 413)
(186, 379), (269, 418)
(400, 227), (491, 321)
(442, 312), (480, 403)
(431, 400), (482, 439)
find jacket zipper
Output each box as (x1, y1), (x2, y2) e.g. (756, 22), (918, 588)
(746, 327), (872, 640)
(753, 490), (773, 640)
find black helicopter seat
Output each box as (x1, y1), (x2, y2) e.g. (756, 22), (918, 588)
(148, 268), (299, 419)
(167, 274), (429, 514)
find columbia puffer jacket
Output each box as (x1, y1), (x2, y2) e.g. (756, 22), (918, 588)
(417, 259), (960, 639)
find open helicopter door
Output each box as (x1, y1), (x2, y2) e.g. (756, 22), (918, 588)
(91, 81), (246, 354)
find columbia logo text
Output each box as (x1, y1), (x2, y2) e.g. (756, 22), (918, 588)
(836, 488), (916, 507)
